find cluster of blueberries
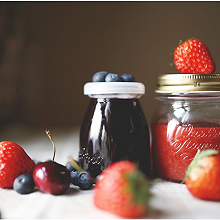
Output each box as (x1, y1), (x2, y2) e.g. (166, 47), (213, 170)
(92, 71), (135, 82)
(66, 161), (97, 190)
(13, 159), (96, 195)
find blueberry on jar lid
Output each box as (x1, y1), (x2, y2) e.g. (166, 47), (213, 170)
(105, 73), (122, 82)
(92, 71), (108, 82)
(121, 74), (135, 82)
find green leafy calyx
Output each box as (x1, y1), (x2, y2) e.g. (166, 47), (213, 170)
(184, 149), (219, 182)
(124, 170), (152, 207)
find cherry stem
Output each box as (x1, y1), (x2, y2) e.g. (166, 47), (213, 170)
(67, 156), (83, 172)
(68, 156), (97, 183)
(45, 129), (56, 161)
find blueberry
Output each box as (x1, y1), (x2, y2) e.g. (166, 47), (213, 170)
(13, 174), (35, 194)
(33, 159), (41, 165)
(66, 161), (76, 172)
(70, 171), (80, 186)
(105, 73), (122, 82)
(85, 170), (92, 176)
(78, 172), (93, 190)
(121, 74), (135, 82)
(92, 71), (108, 82)
(66, 160), (80, 172)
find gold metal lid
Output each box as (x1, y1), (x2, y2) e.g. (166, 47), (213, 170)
(156, 73), (220, 93)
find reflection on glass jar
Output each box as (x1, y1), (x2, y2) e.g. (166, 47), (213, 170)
(79, 82), (150, 178)
(151, 73), (220, 182)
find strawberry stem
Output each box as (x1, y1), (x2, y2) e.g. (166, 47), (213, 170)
(125, 170), (152, 207)
(184, 148), (219, 182)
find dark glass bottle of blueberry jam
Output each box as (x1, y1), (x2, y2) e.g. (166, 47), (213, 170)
(79, 82), (150, 177)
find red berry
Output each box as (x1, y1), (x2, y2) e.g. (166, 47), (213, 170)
(185, 149), (220, 201)
(0, 141), (36, 189)
(93, 161), (151, 218)
(32, 129), (71, 195)
(174, 38), (215, 74)
(33, 161), (71, 195)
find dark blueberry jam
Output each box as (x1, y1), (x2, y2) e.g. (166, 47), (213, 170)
(79, 98), (150, 177)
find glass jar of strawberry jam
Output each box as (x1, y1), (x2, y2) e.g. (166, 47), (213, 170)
(79, 82), (150, 177)
(151, 73), (220, 182)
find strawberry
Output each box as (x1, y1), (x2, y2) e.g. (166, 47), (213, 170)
(93, 161), (151, 218)
(184, 149), (220, 200)
(173, 38), (215, 74)
(0, 141), (36, 188)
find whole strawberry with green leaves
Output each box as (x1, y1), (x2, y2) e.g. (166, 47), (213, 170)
(93, 161), (152, 218)
(174, 38), (215, 74)
(0, 141), (36, 188)
(185, 149), (220, 201)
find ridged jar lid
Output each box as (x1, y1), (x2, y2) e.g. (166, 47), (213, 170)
(156, 73), (220, 93)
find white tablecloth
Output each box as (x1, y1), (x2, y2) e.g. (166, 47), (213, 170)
(0, 125), (220, 219)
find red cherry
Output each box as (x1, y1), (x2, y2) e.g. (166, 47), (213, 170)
(33, 161), (71, 195)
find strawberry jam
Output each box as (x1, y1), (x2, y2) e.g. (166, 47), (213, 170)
(152, 73), (220, 182)
(79, 85), (150, 178)
(152, 122), (220, 181)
